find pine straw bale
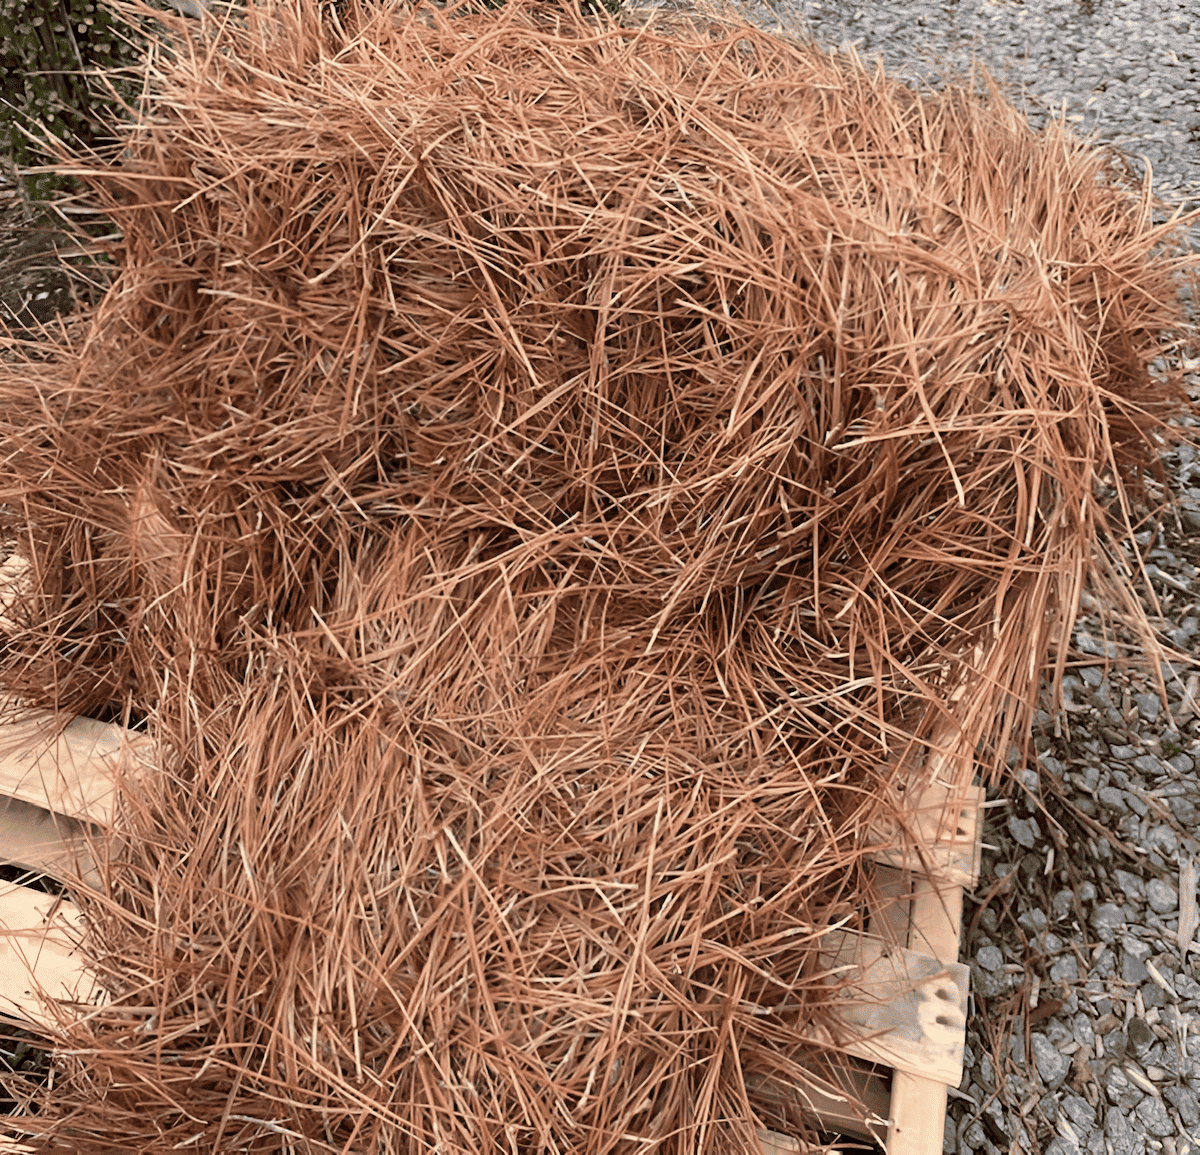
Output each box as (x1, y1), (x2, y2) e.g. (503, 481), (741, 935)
(0, 0), (1196, 1150)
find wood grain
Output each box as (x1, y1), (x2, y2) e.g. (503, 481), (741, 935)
(816, 928), (968, 1087)
(0, 883), (96, 1030)
(0, 708), (147, 827)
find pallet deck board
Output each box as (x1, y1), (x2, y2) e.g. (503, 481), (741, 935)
(868, 782), (985, 889)
(886, 878), (965, 1155)
(749, 1064), (890, 1144)
(0, 884), (95, 1029)
(0, 705), (982, 1155)
(0, 795), (96, 886)
(816, 928), (968, 1086)
(0, 708), (146, 827)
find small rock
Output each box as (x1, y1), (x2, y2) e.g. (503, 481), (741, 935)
(975, 944), (1005, 972)
(1134, 1094), (1175, 1138)
(1008, 814), (1041, 849)
(1169, 625), (1195, 647)
(1104, 1105), (1147, 1155)
(1134, 692), (1162, 721)
(1098, 785), (1128, 810)
(1142, 981), (1166, 1009)
(1176, 972), (1200, 1000)
(963, 1119), (987, 1150)
(1031, 1032), (1071, 1088)
(972, 962), (1010, 999)
(1079, 666), (1104, 687)
(1146, 825), (1178, 856)
(1077, 629), (1118, 658)
(1109, 745), (1138, 759)
(1051, 954), (1079, 984)
(1046, 1138), (1081, 1155)
(978, 1052), (993, 1085)
(1071, 1014), (1096, 1054)
(1127, 1016), (1155, 1057)
(981, 1098), (1009, 1146)
(1165, 1083), (1200, 1126)
(1018, 907), (1048, 934)
(1146, 877), (1178, 914)
(1121, 934), (1151, 961)
(1037, 929), (1064, 954)
(1090, 903), (1124, 941)
(1114, 870), (1146, 901)
(1018, 851), (1042, 882)
(1122, 950), (1149, 985)
(1123, 791), (1149, 817)
(1061, 1090), (1096, 1131)
(1173, 797), (1200, 826)
(1053, 888), (1074, 921)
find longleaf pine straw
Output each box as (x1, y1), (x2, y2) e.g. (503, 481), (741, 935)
(0, 1), (1197, 1150)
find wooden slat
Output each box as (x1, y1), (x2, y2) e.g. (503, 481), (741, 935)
(868, 783), (984, 890)
(0, 708), (147, 826)
(883, 726), (975, 1155)
(748, 1065), (889, 1144)
(0, 794), (97, 887)
(0, 883), (95, 1030)
(815, 929), (967, 1087)
(756, 1131), (801, 1154)
(0, 553), (27, 634)
(886, 879), (963, 1155)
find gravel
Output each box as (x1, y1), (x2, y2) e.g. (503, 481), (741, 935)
(747, 0), (1200, 215)
(706, 1), (1200, 1152)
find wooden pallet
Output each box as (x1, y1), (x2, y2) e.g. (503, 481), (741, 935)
(0, 705), (981, 1155)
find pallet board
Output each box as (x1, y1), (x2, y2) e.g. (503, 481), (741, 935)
(0, 883), (97, 1028)
(815, 928), (968, 1087)
(880, 735), (980, 1155)
(0, 706), (982, 1155)
(0, 707), (147, 827)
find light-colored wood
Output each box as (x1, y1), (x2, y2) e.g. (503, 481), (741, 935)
(815, 928), (967, 1087)
(0, 795), (97, 887)
(888, 1070), (949, 1155)
(748, 1066), (889, 1144)
(868, 783), (984, 890)
(0, 883), (95, 1030)
(0, 707), (148, 826)
(886, 878), (963, 1155)
(882, 728), (973, 1155)
(0, 553), (28, 633)
(756, 1130), (801, 1154)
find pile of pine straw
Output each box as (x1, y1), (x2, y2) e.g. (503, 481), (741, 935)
(1, 0), (1196, 1150)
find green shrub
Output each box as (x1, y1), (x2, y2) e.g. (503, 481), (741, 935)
(1, 0), (625, 201)
(0, 0), (143, 198)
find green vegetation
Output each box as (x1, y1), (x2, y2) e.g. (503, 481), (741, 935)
(2, 0), (621, 202)
(0, 0), (146, 198)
